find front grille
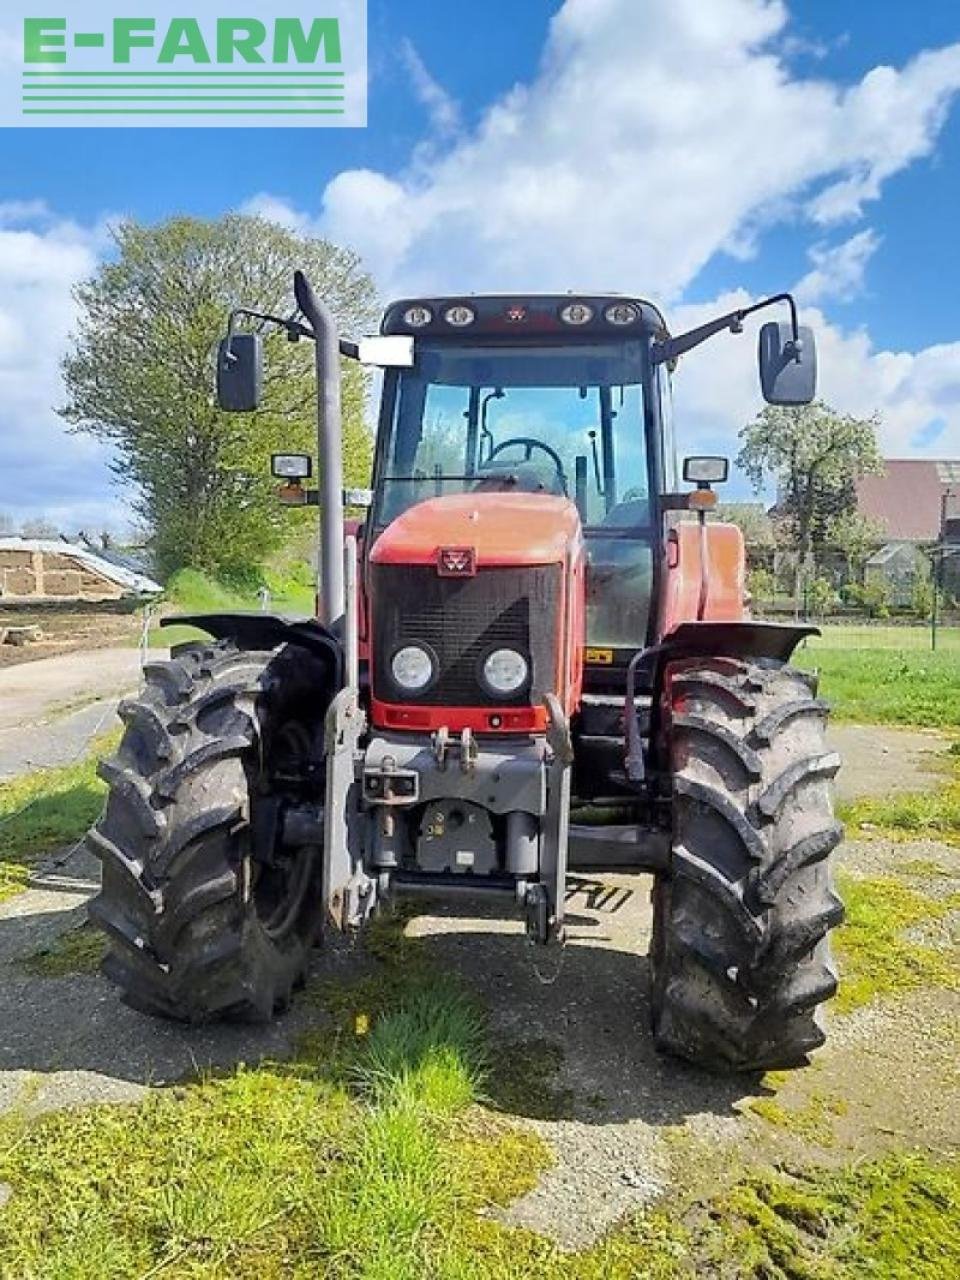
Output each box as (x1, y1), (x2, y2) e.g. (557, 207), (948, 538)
(371, 564), (561, 706)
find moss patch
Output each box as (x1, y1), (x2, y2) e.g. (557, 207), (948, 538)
(839, 755), (960, 843)
(694, 1153), (960, 1280)
(835, 872), (960, 1012)
(747, 1090), (848, 1147)
(487, 1038), (576, 1121)
(16, 923), (106, 979)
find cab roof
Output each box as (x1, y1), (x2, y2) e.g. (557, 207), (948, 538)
(380, 294), (669, 342)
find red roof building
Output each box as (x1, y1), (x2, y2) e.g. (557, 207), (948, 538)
(855, 460), (960, 543)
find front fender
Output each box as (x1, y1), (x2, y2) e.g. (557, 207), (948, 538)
(162, 612), (343, 684)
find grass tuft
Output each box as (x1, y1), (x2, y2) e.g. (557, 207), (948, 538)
(0, 730), (119, 903)
(839, 767), (960, 843)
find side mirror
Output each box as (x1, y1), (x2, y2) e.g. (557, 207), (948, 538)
(217, 333), (263, 412)
(758, 322), (817, 405)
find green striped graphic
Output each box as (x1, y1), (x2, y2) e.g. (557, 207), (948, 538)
(22, 108), (345, 115)
(22, 70), (345, 77)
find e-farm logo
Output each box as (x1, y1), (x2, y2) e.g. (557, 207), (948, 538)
(2, 2), (366, 127)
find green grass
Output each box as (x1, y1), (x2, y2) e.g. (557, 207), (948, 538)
(0, 731), (119, 902)
(834, 871), (960, 1013)
(840, 767), (960, 843)
(150, 568), (316, 648)
(794, 646), (960, 727)
(0, 901), (957, 1276)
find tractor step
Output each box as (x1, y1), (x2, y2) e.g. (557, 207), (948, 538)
(568, 823), (669, 871)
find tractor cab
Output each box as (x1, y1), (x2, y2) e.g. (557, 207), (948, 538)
(372, 296), (670, 677)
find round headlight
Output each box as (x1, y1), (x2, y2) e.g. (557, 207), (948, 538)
(391, 645), (434, 692)
(402, 305), (433, 328)
(605, 302), (640, 326)
(481, 648), (529, 697)
(443, 304), (476, 328)
(559, 302), (594, 326)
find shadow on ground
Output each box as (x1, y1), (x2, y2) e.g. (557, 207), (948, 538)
(0, 856), (759, 1128)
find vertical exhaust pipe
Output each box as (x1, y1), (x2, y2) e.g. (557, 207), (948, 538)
(293, 270), (345, 630)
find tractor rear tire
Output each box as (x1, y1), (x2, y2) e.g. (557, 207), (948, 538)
(650, 656), (843, 1072)
(87, 639), (333, 1023)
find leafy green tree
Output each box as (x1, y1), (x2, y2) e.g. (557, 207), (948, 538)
(736, 400), (882, 598)
(806, 575), (839, 618)
(61, 215), (377, 582)
(746, 565), (776, 608)
(715, 502), (776, 552)
(826, 510), (884, 579)
(911, 561), (935, 621)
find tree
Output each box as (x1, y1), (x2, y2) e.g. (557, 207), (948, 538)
(736, 400), (882, 599)
(825, 509), (884, 579)
(715, 502), (776, 553)
(0, 511), (13, 536)
(61, 215), (378, 583)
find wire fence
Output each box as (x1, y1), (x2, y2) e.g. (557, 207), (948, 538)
(799, 620), (960, 654)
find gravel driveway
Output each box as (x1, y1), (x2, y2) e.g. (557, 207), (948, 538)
(0, 647), (146, 780)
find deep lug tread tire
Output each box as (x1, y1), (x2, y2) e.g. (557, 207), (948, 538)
(87, 639), (332, 1024)
(651, 656), (843, 1073)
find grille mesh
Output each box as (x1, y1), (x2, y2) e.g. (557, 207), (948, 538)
(372, 563), (561, 706)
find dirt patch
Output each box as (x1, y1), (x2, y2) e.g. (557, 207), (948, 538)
(828, 723), (952, 803)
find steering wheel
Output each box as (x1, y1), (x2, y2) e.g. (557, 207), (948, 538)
(482, 438), (569, 495)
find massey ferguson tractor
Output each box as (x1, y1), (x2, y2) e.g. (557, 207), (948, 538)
(87, 275), (843, 1072)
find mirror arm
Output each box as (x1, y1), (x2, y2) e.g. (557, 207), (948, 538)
(224, 306), (360, 362)
(652, 292), (801, 366)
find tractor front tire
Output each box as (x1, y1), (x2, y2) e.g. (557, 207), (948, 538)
(650, 656), (844, 1072)
(87, 640), (333, 1023)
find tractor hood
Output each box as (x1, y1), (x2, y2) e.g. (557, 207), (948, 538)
(370, 492), (582, 569)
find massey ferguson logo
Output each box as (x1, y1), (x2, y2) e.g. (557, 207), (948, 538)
(437, 547), (476, 577)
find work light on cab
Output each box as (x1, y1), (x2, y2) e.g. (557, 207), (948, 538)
(605, 302), (640, 326)
(403, 305), (433, 328)
(560, 302), (594, 326)
(443, 304), (476, 328)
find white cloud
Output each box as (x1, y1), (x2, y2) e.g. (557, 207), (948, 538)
(0, 210), (131, 535)
(242, 0), (960, 479)
(666, 293), (960, 489)
(6, 0), (960, 529)
(399, 39), (461, 139)
(794, 229), (881, 305)
(296, 0), (960, 299)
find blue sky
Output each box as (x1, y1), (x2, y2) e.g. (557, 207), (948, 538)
(1, 0), (959, 531)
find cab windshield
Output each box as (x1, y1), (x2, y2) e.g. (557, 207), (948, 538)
(378, 343), (650, 530)
(375, 342), (655, 652)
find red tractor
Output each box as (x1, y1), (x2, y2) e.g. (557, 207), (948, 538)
(88, 276), (842, 1071)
